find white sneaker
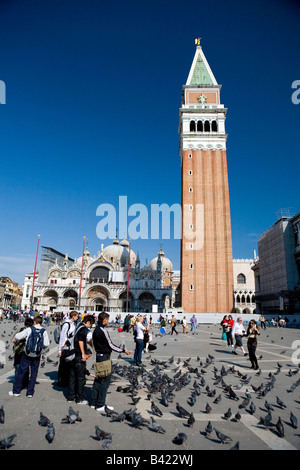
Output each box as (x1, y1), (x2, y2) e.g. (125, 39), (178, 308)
(77, 400), (89, 405)
(96, 405), (114, 412)
(9, 391), (20, 397)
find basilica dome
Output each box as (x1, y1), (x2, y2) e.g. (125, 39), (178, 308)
(102, 237), (136, 267)
(150, 249), (173, 272)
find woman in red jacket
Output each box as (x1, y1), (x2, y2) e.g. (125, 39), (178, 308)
(221, 315), (234, 347)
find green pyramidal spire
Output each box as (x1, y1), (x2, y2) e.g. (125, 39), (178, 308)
(186, 38), (218, 86)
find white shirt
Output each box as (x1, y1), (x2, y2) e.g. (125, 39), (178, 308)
(135, 322), (145, 340)
(231, 321), (246, 337)
(14, 324), (50, 348)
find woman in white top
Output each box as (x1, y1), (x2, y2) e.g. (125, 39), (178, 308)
(133, 315), (148, 366)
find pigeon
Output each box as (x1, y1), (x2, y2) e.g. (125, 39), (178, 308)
(275, 417), (285, 437)
(230, 441), (240, 450)
(0, 434), (17, 449)
(259, 411), (273, 430)
(176, 402), (190, 418)
(204, 420), (213, 437)
(213, 394), (222, 404)
(61, 407), (82, 424)
(276, 396), (287, 409)
(187, 412), (195, 428)
(45, 423), (55, 443)
(228, 387), (239, 401)
(151, 401), (163, 417)
(234, 411), (241, 422)
(100, 438), (112, 450)
(172, 432), (187, 445)
(151, 416), (166, 433)
(38, 412), (51, 427)
(205, 403), (212, 414)
(0, 406), (5, 424)
(290, 412), (298, 429)
(214, 428), (232, 444)
(224, 408), (232, 420)
(95, 425), (113, 440)
(249, 402), (256, 415)
(264, 401), (274, 412)
(110, 412), (126, 422)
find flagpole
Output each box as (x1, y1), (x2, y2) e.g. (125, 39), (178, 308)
(31, 234), (40, 310)
(126, 239), (131, 313)
(78, 236), (86, 311)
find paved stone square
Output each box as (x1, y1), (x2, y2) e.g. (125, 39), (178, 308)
(0, 318), (299, 453)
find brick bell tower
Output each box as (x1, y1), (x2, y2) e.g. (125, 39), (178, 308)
(179, 38), (234, 313)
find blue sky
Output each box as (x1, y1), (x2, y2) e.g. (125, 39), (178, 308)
(0, 0), (299, 285)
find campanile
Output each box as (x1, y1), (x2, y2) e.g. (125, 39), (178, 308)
(179, 39), (234, 313)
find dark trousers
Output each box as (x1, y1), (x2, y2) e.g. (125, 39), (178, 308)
(68, 356), (86, 402)
(247, 340), (258, 368)
(13, 354), (40, 396)
(134, 339), (144, 364)
(90, 374), (111, 408)
(57, 353), (71, 387)
(226, 331), (233, 346)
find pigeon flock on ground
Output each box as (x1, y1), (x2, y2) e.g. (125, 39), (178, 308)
(0, 320), (300, 450)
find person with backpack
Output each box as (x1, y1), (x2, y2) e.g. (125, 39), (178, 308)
(9, 316), (50, 397)
(57, 311), (79, 387)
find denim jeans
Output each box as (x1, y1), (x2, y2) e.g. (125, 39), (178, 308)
(134, 339), (144, 364)
(90, 374), (111, 408)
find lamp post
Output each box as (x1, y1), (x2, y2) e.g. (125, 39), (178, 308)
(78, 236), (86, 311)
(31, 234), (40, 310)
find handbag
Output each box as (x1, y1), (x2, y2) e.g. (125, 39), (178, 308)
(222, 331), (227, 340)
(94, 359), (112, 378)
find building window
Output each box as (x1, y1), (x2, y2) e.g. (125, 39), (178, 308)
(211, 120), (218, 132)
(188, 153), (192, 159)
(189, 170), (193, 175)
(204, 120), (210, 132)
(189, 264), (194, 269)
(189, 187), (193, 192)
(190, 284), (194, 290)
(197, 120), (203, 132)
(237, 273), (246, 284)
(190, 121), (196, 132)
(189, 205), (193, 210)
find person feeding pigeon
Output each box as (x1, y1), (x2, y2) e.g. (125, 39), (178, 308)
(90, 311), (132, 412)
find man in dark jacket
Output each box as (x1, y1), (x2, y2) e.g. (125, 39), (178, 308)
(68, 314), (95, 404)
(90, 311), (132, 412)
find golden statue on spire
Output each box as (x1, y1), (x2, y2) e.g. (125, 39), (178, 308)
(195, 37), (201, 46)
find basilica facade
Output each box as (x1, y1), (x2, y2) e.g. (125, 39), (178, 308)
(21, 237), (174, 314)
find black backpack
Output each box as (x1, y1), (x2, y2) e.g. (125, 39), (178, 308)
(25, 326), (45, 358)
